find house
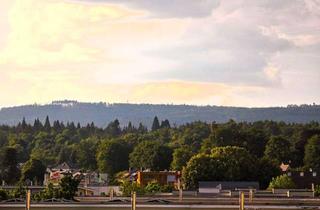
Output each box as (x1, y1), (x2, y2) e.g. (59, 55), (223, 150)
(44, 162), (78, 186)
(44, 162), (108, 188)
(136, 171), (180, 188)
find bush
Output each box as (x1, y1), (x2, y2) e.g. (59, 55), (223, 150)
(314, 185), (320, 197)
(59, 174), (81, 200)
(268, 174), (296, 189)
(120, 181), (144, 196)
(10, 184), (26, 198)
(160, 184), (174, 193)
(0, 188), (9, 201)
(144, 181), (161, 194)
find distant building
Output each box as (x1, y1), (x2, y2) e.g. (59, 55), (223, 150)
(44, 162), (77, 186)
(44, 162), (108, 189)
(198, 181), (259, 193)
(136, 171), (180, 188)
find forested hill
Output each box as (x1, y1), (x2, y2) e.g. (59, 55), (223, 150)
(0, 100), (319, 127)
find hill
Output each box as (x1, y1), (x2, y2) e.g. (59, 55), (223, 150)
(0, 100), (319, 127)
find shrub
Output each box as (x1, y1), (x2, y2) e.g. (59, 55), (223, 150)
(268, 174), (296, 189)
(120, 180), (144, 196)
(0, 188), (9, 201)
(314, 185), (320, 197)
(144, 181), (161, 194)
(160, 184), (174, 193)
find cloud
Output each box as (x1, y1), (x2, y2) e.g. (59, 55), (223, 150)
(0, 0), (319, 107)
(0, 0), (143, 67)
(76, 0), (220, 18)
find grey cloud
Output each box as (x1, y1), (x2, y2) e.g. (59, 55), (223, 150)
(78, 0), (220, 18)
(144, 19), (293, 86)
(141, 0), (319, 88)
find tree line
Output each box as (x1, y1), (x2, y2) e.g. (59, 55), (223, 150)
(0, 116), (320, 189)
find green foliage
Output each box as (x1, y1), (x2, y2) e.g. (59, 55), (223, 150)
(264, 136), (291, 164)
(257, 157), (281, 189)
(97, 140), (131, 175)
(105, 119), (121, 137)
(59, 174), (81, 200)
(0, 116), (319, 191)
(144, 181), (161, 194)
(10, 183), (26, 198)
(268, 174), (296, 189)
(120, 181), (145, 196)
(129, 141), (172, 170)
(183, 146), (257, 189)
(21, 158), (46, 184)
(0, 147), (20, 185)
(160, 184), (174, 193)
(304, 135), (320, 170)
(314, 185), (320, 197)
(0, 188), (9, 201)
(171, 146), (193, 170)
(42, 183), (61, 199)
(76, 137), (99, 170)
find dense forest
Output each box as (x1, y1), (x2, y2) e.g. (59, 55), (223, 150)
(0, 100), (320, 127)
(1, 115), (320, 190)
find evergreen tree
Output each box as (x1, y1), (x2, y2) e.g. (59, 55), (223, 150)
(160, 119), (171, 128)
(105, 119), (121, 137)
(138, 123), (147, 133)
(21, 117), (27, 131)
(44, 116), (51, 132)
(151, 116), (160, 131)
(33, 118), (43, 132)
(53, 120), (61, 132)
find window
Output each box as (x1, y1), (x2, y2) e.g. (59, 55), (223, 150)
(313, 172), (317, 177)
(300, 172), (304, 177)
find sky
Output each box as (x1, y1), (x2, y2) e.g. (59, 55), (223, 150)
(0, 0), (319, 107)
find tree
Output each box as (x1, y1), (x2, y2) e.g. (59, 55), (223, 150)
(21, 159), (46, 184)
(182, 146), (257, 189)
(44, 116), (51, 132)
(171, 146), (193, 170)
(59, 174), (81, 200)
(151, 116), (160, 131)
(0, 147), (20, 185)
(76, 137), (99, 170)
(160, 119), (171, 128)
(268, 174), (295, 189)
(264, 136), (291, 164)
(129, 141), (172, 170)
(304, 135), (320, 170)
(178, 121), (211, 151)
(105, 119), (121, 137)
(96, 140), (131, 175)
(138, 123), (148, 133)
(210, 146), (258, 181)
(33, 118), (43, 132)
(257, 157), (281, 189)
